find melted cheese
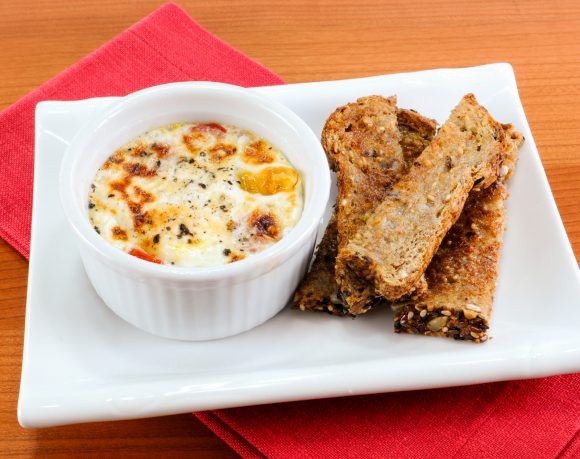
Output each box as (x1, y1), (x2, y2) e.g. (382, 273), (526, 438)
(88, 122), (303, 267)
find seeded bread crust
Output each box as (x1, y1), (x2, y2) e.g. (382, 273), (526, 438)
(293, 107), (437, 315)
(499, 123), (523, 180)
(337, 94), (510, 302)
(392, 127), (523, 342)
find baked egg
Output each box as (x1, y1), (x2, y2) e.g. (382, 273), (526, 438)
(88, 122), (303, 267)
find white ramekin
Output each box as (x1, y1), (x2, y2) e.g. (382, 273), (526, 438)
(59, 82), (330, 341)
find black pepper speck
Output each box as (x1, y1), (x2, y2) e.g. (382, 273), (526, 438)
(178, 223), (191, 239)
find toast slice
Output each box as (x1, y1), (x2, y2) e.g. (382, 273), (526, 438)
(321, 96), (403, 313)
(294, 107), (437, 315)
(391, 126), (523, 342)
(337, 94), (511, 301)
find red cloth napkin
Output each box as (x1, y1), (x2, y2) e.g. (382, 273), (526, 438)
(197, 376), (580, 458)
(1, 3), (578, 458)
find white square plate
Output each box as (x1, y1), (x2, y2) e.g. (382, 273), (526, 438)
(18, 64), (580, 428)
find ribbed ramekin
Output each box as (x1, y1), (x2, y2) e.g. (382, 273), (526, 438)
(59, 82), (330, 340)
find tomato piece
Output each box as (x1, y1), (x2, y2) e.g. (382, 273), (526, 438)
(128, 248), (163, 264)
(196, 122), (227, 133)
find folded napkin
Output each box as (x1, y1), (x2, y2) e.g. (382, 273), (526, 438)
(1, 3), (578, 458)
(197, 376), (580, 458)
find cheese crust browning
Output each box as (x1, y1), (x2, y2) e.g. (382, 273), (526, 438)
(88, 122), (303, 267)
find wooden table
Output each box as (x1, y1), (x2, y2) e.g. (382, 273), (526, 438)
(1, 0), (578, 456)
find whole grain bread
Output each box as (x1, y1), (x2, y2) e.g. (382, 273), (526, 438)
(321, 96), (402, 313)
(391, 182), (507, 342)
(293, 106), (437, 315)
(391, 125), (523, 342)
(337, 94), (511, 301)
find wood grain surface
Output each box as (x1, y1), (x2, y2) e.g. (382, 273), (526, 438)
(1, 0), (579, 457)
